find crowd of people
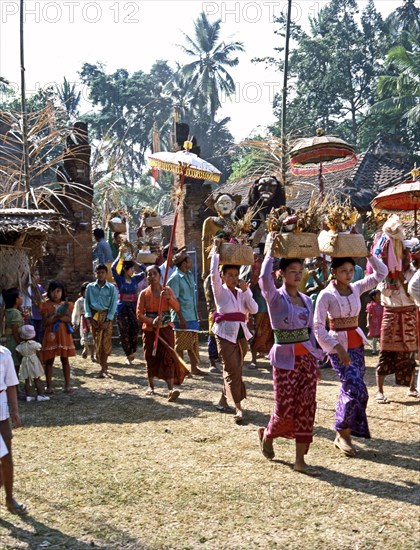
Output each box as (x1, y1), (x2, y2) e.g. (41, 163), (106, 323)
(0, 217), (419, 514)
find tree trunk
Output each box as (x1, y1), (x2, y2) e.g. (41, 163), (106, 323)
(20, 0), (31, 199)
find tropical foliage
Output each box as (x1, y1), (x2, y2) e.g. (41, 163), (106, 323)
(176, 11), (244, 121)
(2, 3), (420, 223)
(255, 0), (420, 154)
(372, 36), (420, 127)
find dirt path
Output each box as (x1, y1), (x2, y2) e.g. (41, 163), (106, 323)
(1, 344), (419, 549)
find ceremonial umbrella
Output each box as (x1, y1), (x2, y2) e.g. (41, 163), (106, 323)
(148, 143), (221, 355)
(289, 130), (357, 198)
(371, 168), (420, 234)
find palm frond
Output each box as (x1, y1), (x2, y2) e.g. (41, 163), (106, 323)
(0, 105), (92, 217)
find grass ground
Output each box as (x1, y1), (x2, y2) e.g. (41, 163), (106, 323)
(0, 342), (419, 550)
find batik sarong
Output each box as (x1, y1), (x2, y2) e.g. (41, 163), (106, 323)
(380, 306), (417, 352)
(143, 325), (189, 385)
(175, 331), (200, 364)
(329, 345), (370, 438)
(376, 306), (417, 386)
(216, 336), (248, 404)
(251, 312), (274, 354)
(265, 354), (318, 447)
(376, 351), (416, 386)
(117, 304), (139, 356)
(91, 310), (113, 359)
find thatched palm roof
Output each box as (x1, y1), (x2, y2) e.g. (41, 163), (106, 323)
(0, 208), (61, 235)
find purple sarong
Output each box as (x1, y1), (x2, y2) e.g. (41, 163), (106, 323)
(329, 346), (371, 439)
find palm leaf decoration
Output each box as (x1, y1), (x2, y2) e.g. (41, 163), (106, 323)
(0, 104), (92, 214)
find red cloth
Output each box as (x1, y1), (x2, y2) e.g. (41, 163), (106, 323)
(366, 301), (383, 338)
(265, 354), (318, 445)
(213, 311), (246, 323)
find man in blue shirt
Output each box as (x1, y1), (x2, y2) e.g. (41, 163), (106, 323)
(93, 228), (114, 265)
(85, 264), (118, 378)
(167, 248), (206, 375)
(160, 244), (178, 285)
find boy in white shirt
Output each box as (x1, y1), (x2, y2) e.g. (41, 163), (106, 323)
(0, 345), (26, 515)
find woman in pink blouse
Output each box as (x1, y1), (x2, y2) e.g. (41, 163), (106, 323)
(314, 255), (388, 457)
(210, 240), (258, 423)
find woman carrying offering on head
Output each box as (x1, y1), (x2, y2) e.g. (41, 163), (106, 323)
(210, 238), (258, 423)
(258, 245), (324, 474)
(314, 254), (388, 457)
(136, 265), (189, 402)
(112, 253), (145, 365)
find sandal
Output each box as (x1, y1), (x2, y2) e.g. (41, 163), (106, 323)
(407, 390), (419, 398)
(294, 467), (320, 477)
(258, 427), (275, 460)
(334, 436), (356, 457)
(248, 362), (258, 370)
(233, 410), (244, 424)
(145, 389), (155, 396)
(375, 393), (388, 404)
(191, 369), (208, 376)
(168, 390), (180, 402)
(215, 404), (233, 413)
(6, 499), (27, 515)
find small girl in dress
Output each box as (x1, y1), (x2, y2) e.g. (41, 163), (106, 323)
(366, 289), (383, 355)
(15, 325), (50, 402)
(2, 288), (24, 375)
(72, 282), (96, 361)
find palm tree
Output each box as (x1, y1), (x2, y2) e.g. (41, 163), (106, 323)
(177, 11), (244, 121)
(55, 77), (81, 119)
(371, 37), (420, 126)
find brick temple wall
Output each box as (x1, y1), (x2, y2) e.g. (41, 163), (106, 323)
(38, 122), (94, 301)
(175, 176), (213, 325)
(40, 204), (93, 301)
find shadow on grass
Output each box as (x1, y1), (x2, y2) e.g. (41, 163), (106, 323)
(258, 448), (419, 506)
(0, 512), (149, 549)
(315, 466), (420, 506)
(0, 515), (94, 550)
(314, 425), (420, 473)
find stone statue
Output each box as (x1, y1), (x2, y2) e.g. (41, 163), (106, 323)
(235, 176), (286, 249)
(201, 193), (241, 280)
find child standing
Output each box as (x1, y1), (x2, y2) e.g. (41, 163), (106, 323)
(40, 281), (76, 394)
(2, 288), (24, 376)
(0, 345), (27, 515)
(366, 289), (383, 355)
(72, 282), (96, 361)
(15, 325), (50, 402)
(28, 268), (46, 344)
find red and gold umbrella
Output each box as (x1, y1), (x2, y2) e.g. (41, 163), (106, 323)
(289, 130), (357, 197)
(371, 168), (420, 234)
(148, 142), (221, 355)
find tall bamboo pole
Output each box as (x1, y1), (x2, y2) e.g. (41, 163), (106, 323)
(281, 0), (292, 187)
(20, 0), (31, 198)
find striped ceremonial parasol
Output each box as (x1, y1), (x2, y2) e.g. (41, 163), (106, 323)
(289, 130), (357, 197)
(371, 168), (420, 234)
